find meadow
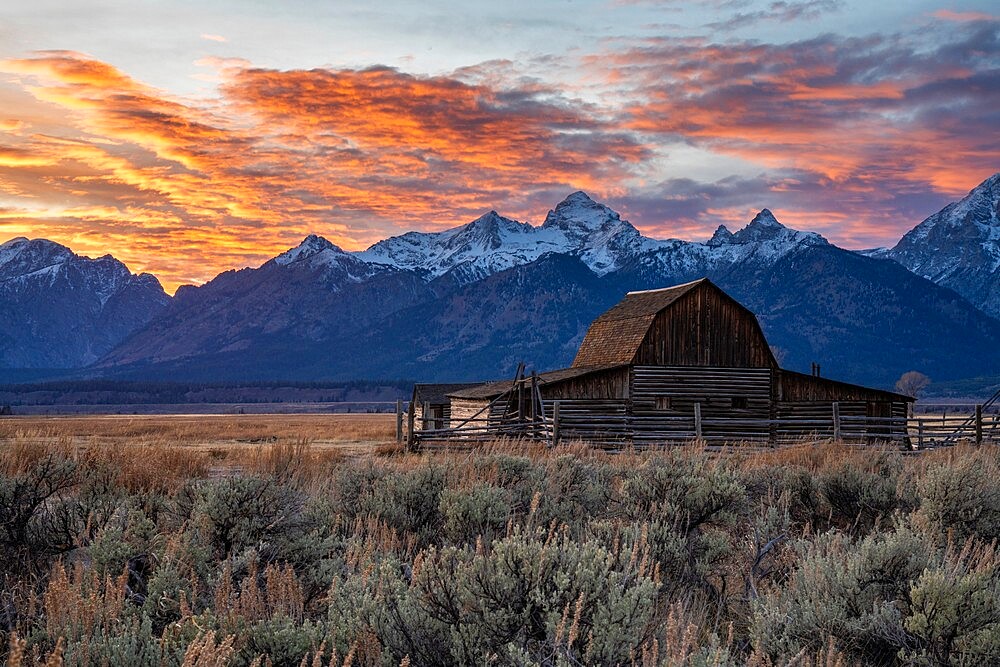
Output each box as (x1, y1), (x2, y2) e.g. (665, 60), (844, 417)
(1, 415), (999, 666)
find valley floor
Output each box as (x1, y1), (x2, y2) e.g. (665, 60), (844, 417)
(2, 416), (1000, 665)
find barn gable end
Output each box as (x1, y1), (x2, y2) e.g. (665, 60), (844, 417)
(573, 279), (777, 368)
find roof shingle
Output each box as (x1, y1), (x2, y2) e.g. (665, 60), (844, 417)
(572, 279), (706, 367)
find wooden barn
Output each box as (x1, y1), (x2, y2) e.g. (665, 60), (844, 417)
(411, 278), (912, 447)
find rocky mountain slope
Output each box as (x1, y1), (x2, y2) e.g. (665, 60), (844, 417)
(884, 173), (1000, 318)
(8, 179), (1000, 388)
(87, 193), (1000, 387)
(0, 237), (169, 368)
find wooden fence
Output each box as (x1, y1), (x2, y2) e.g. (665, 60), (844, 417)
(400, 400), (1000, 451)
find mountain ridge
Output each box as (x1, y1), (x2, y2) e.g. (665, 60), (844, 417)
(0, 237), (170, 368)
(4, 176), (1000, 390)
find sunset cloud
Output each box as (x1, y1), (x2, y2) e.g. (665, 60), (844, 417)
(0, 13), (996, 291)
(0, 53), (647, 290)
(931, 9), (996, 22)
(589, 20), (1000, 241)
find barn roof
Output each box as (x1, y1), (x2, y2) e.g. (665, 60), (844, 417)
(572, 279), (707, 367)
(447, 365), (626, 400)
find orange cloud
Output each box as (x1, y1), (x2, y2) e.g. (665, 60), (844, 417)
(0, 23), (996, 292)
(0, 53), (646, 291)
(588, 24), (999, 239)
(932, 9), (996, 22)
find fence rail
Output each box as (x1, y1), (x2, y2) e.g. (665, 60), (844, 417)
(400, 399), (1000, 451)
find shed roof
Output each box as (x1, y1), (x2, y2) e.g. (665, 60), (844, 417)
(778, 369), (914, 403)
(412, 383), (483, 404)
(447, 365), (626, 400)
(572, 279), (707, 367)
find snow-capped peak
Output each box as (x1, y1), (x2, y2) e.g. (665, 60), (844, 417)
(708, 225), (735, 246)
(888, 172), (1000, 295)
(273, 234), (344, 266)
(0, 237), (75, 278)
(734, 209), (784, 239)
(732, 209), (827, 247)
(543, 191), (629, 235)
(353, 193), (836, 283)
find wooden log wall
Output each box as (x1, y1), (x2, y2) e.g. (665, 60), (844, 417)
(632, 366), (772, 441)
(538, 367), (630, 400)
(541, 399), (629, 443)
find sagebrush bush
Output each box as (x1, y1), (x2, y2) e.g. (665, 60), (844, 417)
(913, 453), (1000, 543)
(815, 453), (906, 533)
(3, 440), (1000, 666)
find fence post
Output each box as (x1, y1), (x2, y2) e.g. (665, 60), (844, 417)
(976, 404), (983, 445)
(552, 401), (560, 447)
(395, 399), (403, 444)
(406, 401), (416, 451)
(832, 402), (841, 441)
(917, 419), (924, 449)
(694, 402), (703, 441)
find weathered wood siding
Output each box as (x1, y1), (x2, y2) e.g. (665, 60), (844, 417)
(631, 365), (772, 442)
(633, 284), (776, 368)
(448, 398), (490, 427)
(776, 370), (902, 403)
(538, 367), (630, 400)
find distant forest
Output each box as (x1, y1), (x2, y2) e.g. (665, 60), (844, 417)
(0, 379), (411, 407)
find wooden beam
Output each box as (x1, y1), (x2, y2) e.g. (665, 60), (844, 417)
(552, 401), (560, 447)
(406, 401), (416, 452)
(976, 404), (983, 445)
(832, 402), (841, 441)
(395, 399), (403, 444)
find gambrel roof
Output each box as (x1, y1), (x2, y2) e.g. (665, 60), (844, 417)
(572, 279), (708, 367)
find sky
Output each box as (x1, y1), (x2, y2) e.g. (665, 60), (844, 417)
(0, 0), (997, 292)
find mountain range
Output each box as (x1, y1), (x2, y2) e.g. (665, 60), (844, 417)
(4, 173), (1000, 390)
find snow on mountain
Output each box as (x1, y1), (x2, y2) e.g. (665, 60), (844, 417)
(357, 192), (662, 283)
(269, 233), (397, 289)
(0, 237), (74, 280)
(357, 192), (660, 284)
(887, 172), (1000, 318)
(622, 207), (829, 279)
(355, 193), (823, 285)
(0, 237), (169, 368)
(357, 210), (561, 283)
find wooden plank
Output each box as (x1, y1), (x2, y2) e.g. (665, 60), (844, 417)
(395, 399), (403, 443)
(976, 404), (983, 445)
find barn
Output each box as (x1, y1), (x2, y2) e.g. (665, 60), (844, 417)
(411, 278), (912, 446)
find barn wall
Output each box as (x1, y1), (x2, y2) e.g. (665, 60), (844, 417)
(449, 398), (491, 426)
(538, 367), (630, 400)
(630, 365), (773, 442)
(776, 371), (903, 403)
(633, 285), (775, 368)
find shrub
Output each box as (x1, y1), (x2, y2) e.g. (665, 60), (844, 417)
(913, 455), (1000, 543)
(178, 476), (308, 561)
(358, 465), (447, 546)
(815, 454), (905, 533)
(751, 525), (930, 664)
(0, 454), (80, 576)
(438, 484), (510, 545)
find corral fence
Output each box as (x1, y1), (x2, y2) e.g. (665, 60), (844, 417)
(397, 398), (1000, 452)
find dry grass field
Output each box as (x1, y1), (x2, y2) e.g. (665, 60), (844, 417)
(0, 413), (398, 461)
(2, 415), (1000, 665)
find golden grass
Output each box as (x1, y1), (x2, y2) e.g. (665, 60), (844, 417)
(3, 413), (996, 495)
(0, 413), (395, 448)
